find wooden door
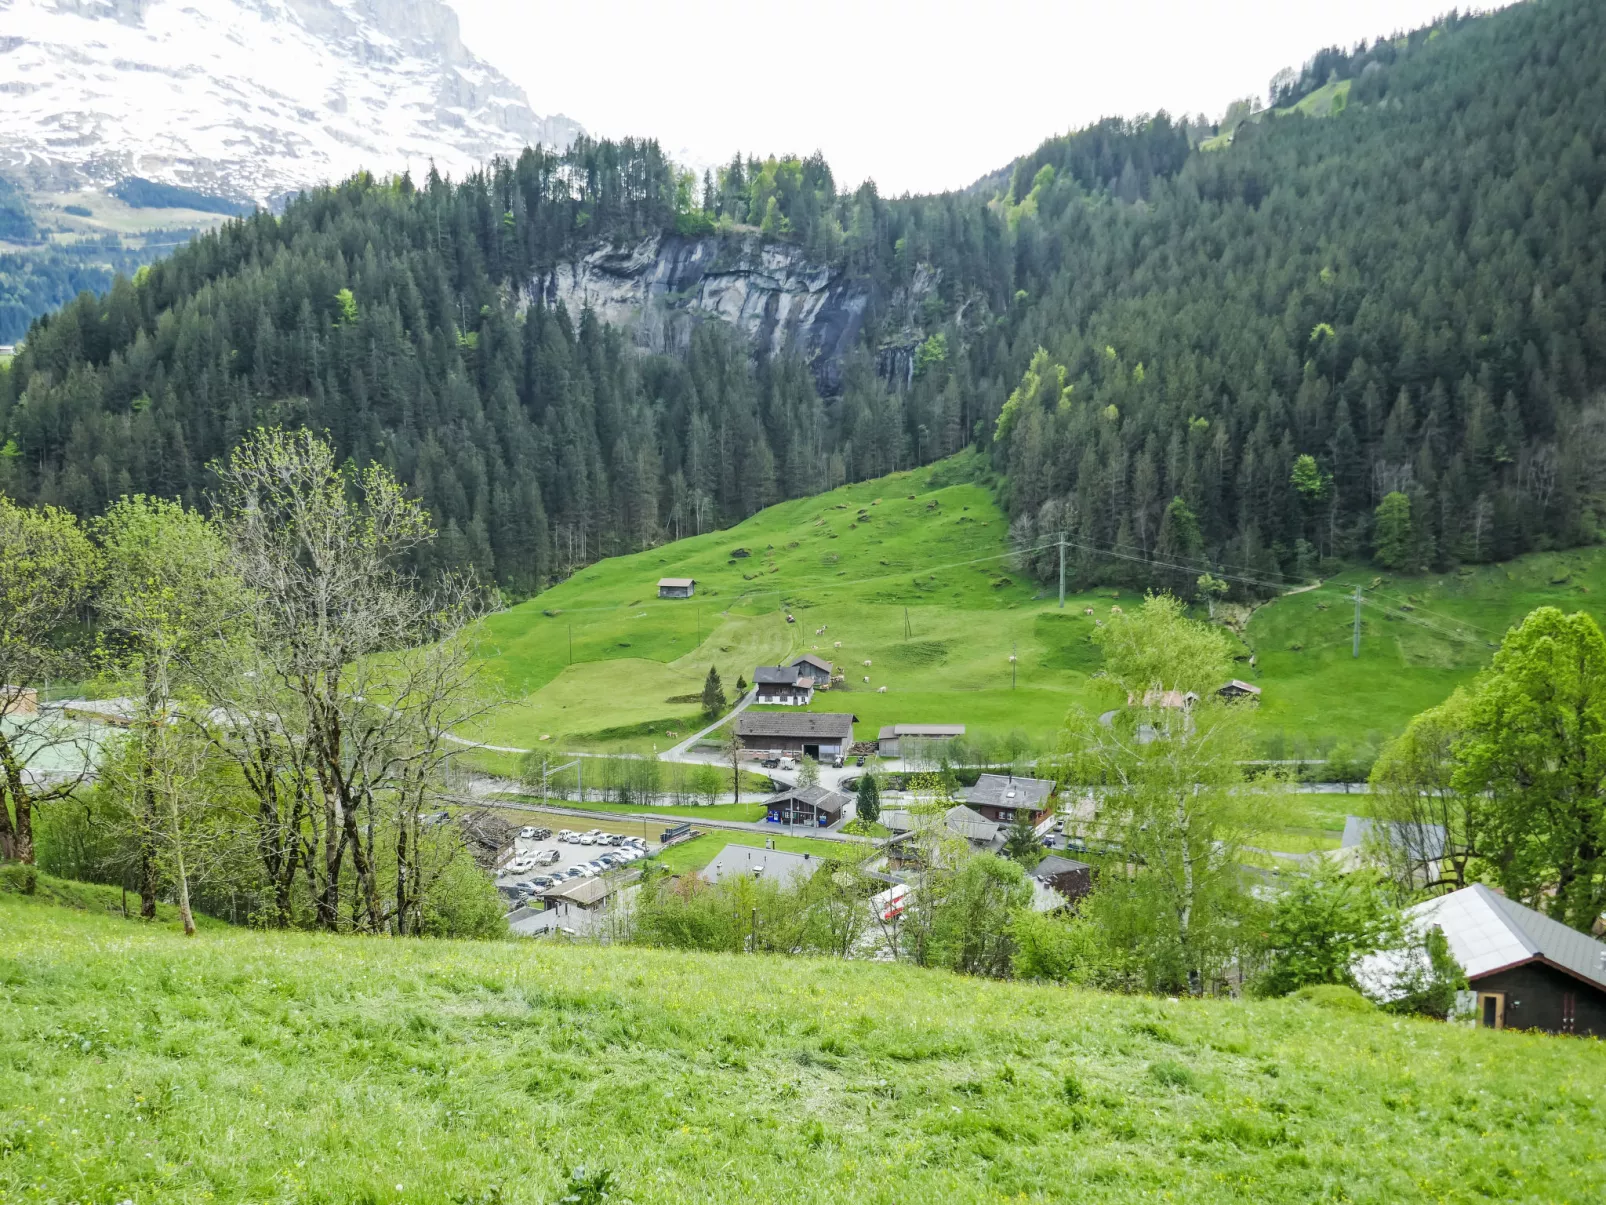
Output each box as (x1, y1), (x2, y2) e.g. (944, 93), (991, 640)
(1478, 992), (1506, 1030)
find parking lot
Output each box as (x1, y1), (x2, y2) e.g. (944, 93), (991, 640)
(494, 823), (664, 906)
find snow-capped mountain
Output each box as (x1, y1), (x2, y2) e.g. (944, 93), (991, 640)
(0, 0), (583, 205)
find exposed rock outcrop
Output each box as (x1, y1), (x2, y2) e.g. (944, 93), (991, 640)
(534, 233), (868, 393)
(535, 233), (946, 394)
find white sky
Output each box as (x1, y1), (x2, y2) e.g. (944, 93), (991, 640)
(452, 0), (1509, 196)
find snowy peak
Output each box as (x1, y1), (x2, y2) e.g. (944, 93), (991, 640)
(0, 0), (583, 204)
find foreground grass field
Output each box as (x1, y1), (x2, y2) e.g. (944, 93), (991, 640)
(2, 887), (1603, 1204)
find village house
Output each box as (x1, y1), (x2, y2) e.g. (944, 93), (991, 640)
(1217, 679), (1262, 701)
(753, 665), (814, 705)
(657, 577), (696, 599)
(1356, 884), (1606, 1036)
(734, 712), (856, 762)
(876, 723), (965, 757)
(961, 773), (1056, 831)
(751, 655), (836, 705)
(762, 784), (855, 828)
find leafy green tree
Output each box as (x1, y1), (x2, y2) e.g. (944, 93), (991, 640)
(0, 497), (98, 868)
(1373, 492), (1414, 570)
(1254, 860), (1402, 997)
(1002, 806), (1044, 869)
(855, 772), (880, 824)
(95, 495), (239, 931)
(1453, 607), (1606, 930)
(797, 756), (820, 788)
(925, 853), (1034, 978)
(1195, 572), (1229, 619)
(1370, 688), (1478, 891)
(1066, 594), (1275, 992)
(1289, 454), (1327, 499)
(701, 665), (727, 718)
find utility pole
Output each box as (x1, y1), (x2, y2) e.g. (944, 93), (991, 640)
(904, 607), (911, 638)
(1011, 642), (1018, 690)
(576, 758), (583, 805)
(1352, 586), (1363, 659)
(1058, 531), (1066, 610)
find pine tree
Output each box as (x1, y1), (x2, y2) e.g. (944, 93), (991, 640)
(855, 772), (880, 825)
(701, 665), (727, 717)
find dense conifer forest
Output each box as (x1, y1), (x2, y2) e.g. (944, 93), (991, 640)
(2, 0), (1604, 597)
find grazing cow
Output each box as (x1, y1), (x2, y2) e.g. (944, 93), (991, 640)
(877, 685), (887, 693)
(863, 676), (870, 683)
(833, 641), (842, 648)
(862, 659), (872, 667)
(1111, 605), (1123, 615)
(1084, 607), (1095, 615)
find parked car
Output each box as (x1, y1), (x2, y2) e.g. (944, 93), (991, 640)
(557, 829), (576, 842)
(855, 756), (866, 766)
(530, 827), (553, 840)
(536, 849), (561, 866)
(760, 757), (780, 769)
(518, 826), (536, 839)
(530, 876), (554, 890)
(578, 833), (595, 846)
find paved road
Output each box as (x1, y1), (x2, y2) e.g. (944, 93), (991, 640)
(448, 794), (882, 846)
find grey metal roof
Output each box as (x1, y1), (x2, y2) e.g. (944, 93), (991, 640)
(754, 666), (802, 686)
(945, 804), (1000, 844)
(791, 654), (834, 675)
(1341, 816), (1448, 863)
(735, 712), (856, 740)
(657, 577), (695, 588)
(763, 784), (853, 816)
(701, 843), (827, 890)
(963, 773), (1055, 810)
(1034, 855), (1092, 880)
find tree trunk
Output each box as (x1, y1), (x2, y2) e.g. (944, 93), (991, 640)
(137, 663), (161, 918)
(169, 791), (196, 937)
(0, 732), (34, 864)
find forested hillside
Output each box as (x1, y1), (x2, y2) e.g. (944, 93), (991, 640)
(2, 0), (1604, 598)
(995, 0), (1606, 588)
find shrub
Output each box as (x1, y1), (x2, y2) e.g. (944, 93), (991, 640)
(1291, 983), (1376, 1012)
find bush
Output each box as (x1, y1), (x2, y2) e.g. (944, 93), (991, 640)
(0, 861), (38, 895)
(1291, 983), (1376, 1012)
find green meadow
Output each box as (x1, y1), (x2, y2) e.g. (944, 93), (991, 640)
(466, 453), (1606, 774)
(3, 881), (1603, 1204)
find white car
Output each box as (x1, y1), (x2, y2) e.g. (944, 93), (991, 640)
(578, 833), (596, 846)
(519, 826), (536, 839)
(557, 829), (576, 843)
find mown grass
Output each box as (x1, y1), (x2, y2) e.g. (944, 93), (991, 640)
(651, 831), (860, 875)
(2, 887), (1603, 1204)
(465, 454), (1606, 776)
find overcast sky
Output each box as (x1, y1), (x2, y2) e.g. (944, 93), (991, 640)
(452, 1), (1504, 196)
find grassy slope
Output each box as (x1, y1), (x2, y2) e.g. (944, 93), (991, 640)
(470, 453), (1606, 768)
(470, 454), (1123, 755)
(2, 889), (1603, 1204)
(1243, 549), (1606, 754)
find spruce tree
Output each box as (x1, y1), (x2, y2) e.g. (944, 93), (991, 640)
(855, 772), (880, 824)
(701, 665), (727, 717)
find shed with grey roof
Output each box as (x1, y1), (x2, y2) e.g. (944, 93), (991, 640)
(763, 784), (855, 828)
(876, 723), (966, 756)
(1355, 883), (1606, 1036)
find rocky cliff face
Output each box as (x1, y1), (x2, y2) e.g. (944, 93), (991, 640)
(535, 234), (933, 395)
(0, 0), (582, 203)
